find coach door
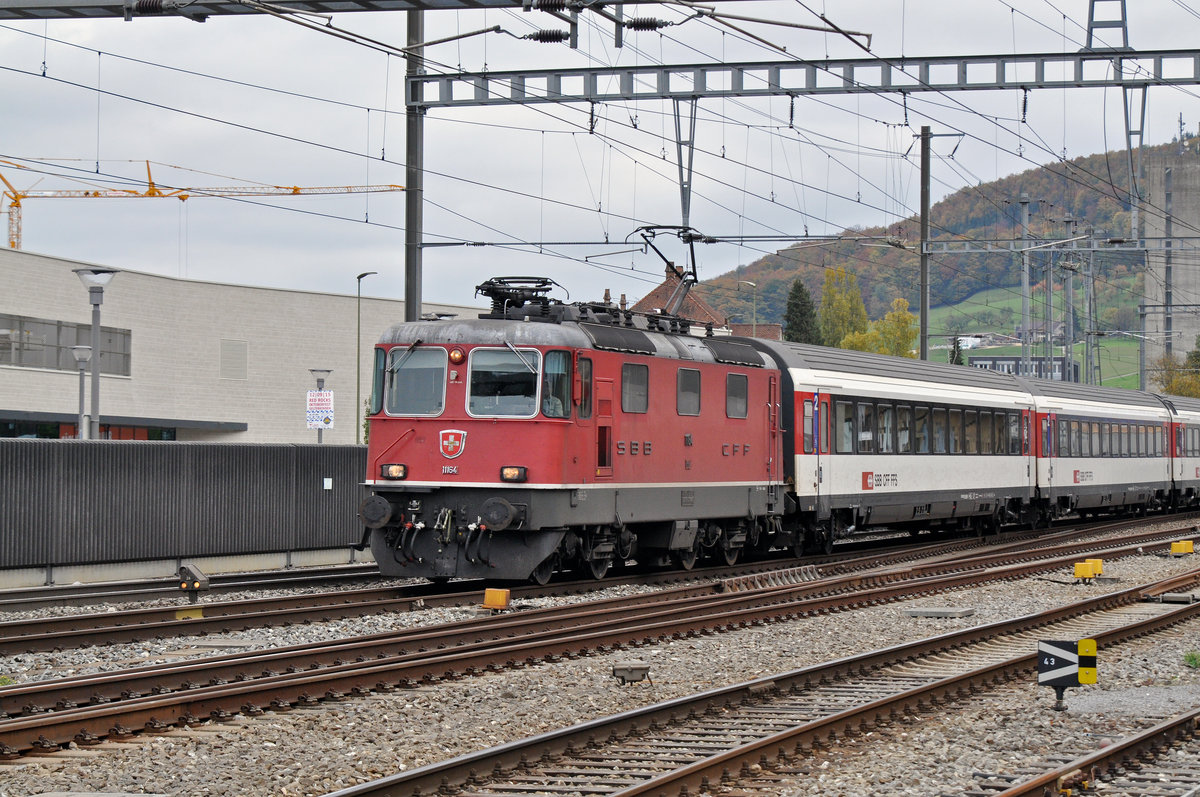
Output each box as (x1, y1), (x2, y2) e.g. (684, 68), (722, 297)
(767, 375), (780, 484)
(594, 378), (614, 479)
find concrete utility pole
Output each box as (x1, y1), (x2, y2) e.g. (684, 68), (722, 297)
(1164, 166), (1174, 357)
(920, 126), (931, 361)
(1020, 194), (1032, 378)
(404, 9), (424, 323)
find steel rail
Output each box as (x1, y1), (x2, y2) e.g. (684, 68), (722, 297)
(990, 708), (1200, 796)
(326, 569), (1200, 796)
(3, 525), (1193, 718)
(1, 516), (1188, 654)
(1, 535), (1196, 758)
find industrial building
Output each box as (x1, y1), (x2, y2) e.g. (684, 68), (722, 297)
(0, 248), (476, 443)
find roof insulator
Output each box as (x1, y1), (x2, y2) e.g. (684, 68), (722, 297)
(531, 0), (568, 11)
(524, 29), (571, 43)
(625, 17), (667, 31)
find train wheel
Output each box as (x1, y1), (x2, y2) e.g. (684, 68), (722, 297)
(674, 539), (700, 571)
(718, 545), (740, 566)
(586, 557), (611, 580)
(530, 556), (556, 586)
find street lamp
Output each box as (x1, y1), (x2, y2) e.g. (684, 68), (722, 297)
(69, 345), (91, 439)
(73, 268), (117, 440)
(356, 271), (378, 445)
(309, 368), (333, 444)
(738, 280), (757, 337)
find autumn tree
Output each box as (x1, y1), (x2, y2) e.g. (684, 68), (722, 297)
(818, 267), (868, 348)
(839, 298), (918, 357)
(1152, 336), (1200, 398)
(783, 278), (821, 344)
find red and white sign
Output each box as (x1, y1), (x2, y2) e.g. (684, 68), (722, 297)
(861, 471), (874, 490)
(440, 429), (467, 459)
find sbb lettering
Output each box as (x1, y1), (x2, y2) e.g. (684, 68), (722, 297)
(616, 441), (652, 456)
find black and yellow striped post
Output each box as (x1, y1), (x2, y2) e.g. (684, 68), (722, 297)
(1038, 639), (1098, 710)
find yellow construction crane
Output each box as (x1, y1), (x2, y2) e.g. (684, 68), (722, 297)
(1, 162), (404, 249)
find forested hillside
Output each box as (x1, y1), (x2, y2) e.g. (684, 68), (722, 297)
(700, 141), (1185, 334)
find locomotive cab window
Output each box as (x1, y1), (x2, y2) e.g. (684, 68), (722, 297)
(468, 348), (541, 418)
(677, 369), (701, 416)
(726, 374), (748, 419)
(541, 351), (572, 418)
(622, 363), (649, 413)
(385, 346), (448, 416)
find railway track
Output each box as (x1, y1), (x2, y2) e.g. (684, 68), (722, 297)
(324, 568), (1200, 797)
(0, 524), (1195, 760)
(0, 517), (1187, 655)
(0, 562), (382, 612)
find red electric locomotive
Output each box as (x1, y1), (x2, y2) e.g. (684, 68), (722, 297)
(359, 278), (783, 582)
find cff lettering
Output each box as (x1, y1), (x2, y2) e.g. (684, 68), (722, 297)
(722, 443), (751, 456)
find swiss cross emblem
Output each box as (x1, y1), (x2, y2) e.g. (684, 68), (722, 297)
(440, 429), (467, 459)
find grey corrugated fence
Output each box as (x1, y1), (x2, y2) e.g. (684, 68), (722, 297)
(0, 440), (366, 569)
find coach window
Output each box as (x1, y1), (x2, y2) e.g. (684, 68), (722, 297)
(980, 411), (994, 454)
(821, 405), (831, 454)
(1081, 422), (1091, 458)
(1120, 424), (1130, 456)
(948, 409), (963, 454)
(914, 405), (931, 454)
(963, 410), (978, 454)
(857, 403), (875, 454)
(1072, 421), (1083, 458)
(469, 348), (540, 417)
(835, 401), (854, 454)
(386, 346), (448, 416)
(726, 374), (748, 419)
(932, 407), (948, 454)
(1140, 425), (1149, 457)
(677, 369), (701, 416)
(1009, 413), (1022, 455)
(1155, 427), (1164, 457)
(876, 404), (895, 453)
(541, 351), (572, 418)
(1057, 420), (1070, 458)
(802, 400), (815, 454)
(897, 405), (913, 454)
(1091, 422), (1101, 456)
(622, 363), (650, 413)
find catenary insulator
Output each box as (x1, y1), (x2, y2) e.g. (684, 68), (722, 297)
(525, 29), (570, 43)
(531, 0), (569, 11)
(625, 18), (667, 31)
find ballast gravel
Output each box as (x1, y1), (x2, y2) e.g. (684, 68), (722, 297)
(1, 551), (1199, 797)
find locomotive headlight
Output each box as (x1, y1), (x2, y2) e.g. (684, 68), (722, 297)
(449, 347), (465, 364)
(500, 466), (527, 482)
(380, 463), (408, 480)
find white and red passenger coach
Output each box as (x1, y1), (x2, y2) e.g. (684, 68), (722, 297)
(357, 277), (1199, 583)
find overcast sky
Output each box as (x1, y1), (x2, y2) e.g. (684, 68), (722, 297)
(2, 0), (1199, 311)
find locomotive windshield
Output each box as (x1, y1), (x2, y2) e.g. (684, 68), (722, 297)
(385, 347), (447, 416)
(469, 348), (541, 417)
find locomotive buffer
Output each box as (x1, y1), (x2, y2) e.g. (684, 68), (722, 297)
(1037, 639), (1098, 710)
